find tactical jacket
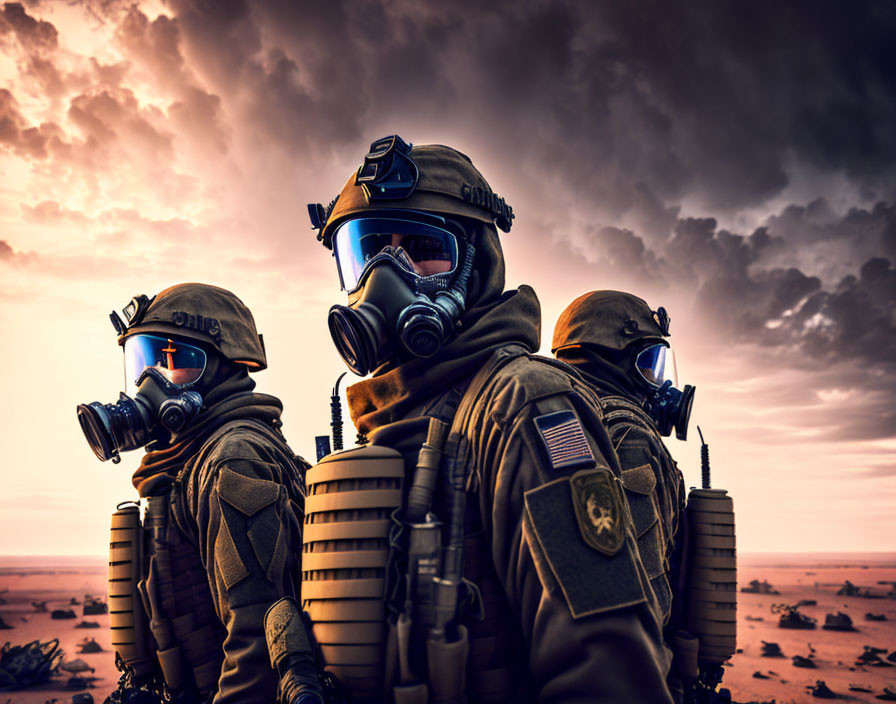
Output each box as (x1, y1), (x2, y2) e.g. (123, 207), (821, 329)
(346, 288), (674, 704)
(138, 408), (307, 704)
(593, 391), (686, 629)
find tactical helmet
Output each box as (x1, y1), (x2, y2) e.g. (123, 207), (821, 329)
(309, 135), (514, 248)
(113, 283), (267, 370)
(552, 290), (669, 354)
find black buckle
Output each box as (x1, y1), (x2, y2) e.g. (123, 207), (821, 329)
(110, 294), (154, 335)
(355, 134), (418, 201)
(653, 306), (670, 335)
(122, 294), (153, 325)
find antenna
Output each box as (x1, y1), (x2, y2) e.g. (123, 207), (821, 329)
(331, 372), (347, 451)
(697, 425), (710, 489)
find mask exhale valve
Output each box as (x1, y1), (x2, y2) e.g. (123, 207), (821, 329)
(328, 241), (475, 376)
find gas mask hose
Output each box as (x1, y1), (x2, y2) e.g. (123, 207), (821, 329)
(397, 241), (475, 358)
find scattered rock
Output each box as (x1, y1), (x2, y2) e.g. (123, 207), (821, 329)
(849, 684), (872, 692)
(73, 694), (95, 704)
(866, 613), (887, 621)
(808, 680), (837, 698)
(838, 580), (861, 597)
(81, 598), (106, 617)
(888, 651), (896, 663)
(746, 615), (765, 622)
(797, 599), (818, 607)
(76, 638), (102, 654)
(876, 686), (896, 701)
(742, 579), (780, 594)
(753, 671), (771, 679)
(858, 646), (884, 664)
(793, 655), (816, 668)
(31, 601), (48, 613)
(74, 621), (100, 629)
(773, 603), (817, 629)
(822, 612), (856, 631)
(0, 615), (13, 630)
(761, 641), (785, 657)
(51, 609), (77, 620)
(59, 658), (94, 675)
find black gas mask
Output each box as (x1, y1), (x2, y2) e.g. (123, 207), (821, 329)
(634, 342), (695, 440)
(326, 210), (475, 376)
(77, 332), (207, 462)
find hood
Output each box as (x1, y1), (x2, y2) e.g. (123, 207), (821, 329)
(347, 283), (541, 435)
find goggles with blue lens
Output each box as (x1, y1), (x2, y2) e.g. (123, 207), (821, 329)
(332, 211), (460, 293)
(635, 343), (677, 388)
(123, 334), (207, 396)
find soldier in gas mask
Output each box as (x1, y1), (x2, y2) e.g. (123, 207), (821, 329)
(298, 136), (674, 703)
(552, 290), (693, 699)
(77, 283), (323, 704)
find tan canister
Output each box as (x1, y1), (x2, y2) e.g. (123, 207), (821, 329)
(302, 445), (405, 700)
(108, 501), (154, 675)
(685, 488), (737, 665)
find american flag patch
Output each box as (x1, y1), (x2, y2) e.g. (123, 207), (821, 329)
(534, 410), (595, 471)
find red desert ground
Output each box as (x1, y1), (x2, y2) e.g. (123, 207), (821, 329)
(1, 553), (895, 703)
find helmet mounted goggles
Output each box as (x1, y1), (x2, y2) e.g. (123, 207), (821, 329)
(332, 210), (462, 293)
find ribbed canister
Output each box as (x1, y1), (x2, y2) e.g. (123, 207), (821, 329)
(685, 488), (737, 665)
(108, 502), (153, 675)
(302, 445), (405, 699)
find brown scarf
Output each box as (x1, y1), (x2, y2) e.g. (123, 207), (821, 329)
(347, 285), (541, 434)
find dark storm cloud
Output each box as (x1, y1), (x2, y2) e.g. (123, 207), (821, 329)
(593, 203), (896, 367)
(157, 0), (896, 214)
(572, 200), (896, 440)
(0, 2), (57, 52)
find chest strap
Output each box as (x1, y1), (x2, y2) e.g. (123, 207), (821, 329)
(391, 344), (528, 704)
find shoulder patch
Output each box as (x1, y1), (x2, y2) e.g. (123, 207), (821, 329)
(570, 469), (625, 557)
(217, 466), (281, 516)
(533, 410), (594, 471)
(620, 464), (657, 495)
(524, 474), (647, 618)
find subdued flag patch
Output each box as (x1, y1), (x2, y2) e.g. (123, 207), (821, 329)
(570, 469), (625, 556)
(534, 410), (595, 471)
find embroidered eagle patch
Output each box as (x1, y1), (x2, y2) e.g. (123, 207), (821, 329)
(533, 410), (595, 471)
(569, 469), (625, 556)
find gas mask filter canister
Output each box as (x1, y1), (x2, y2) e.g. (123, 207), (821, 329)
(77, 334), (207, 462)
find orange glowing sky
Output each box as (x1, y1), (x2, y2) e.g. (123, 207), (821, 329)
(1, 1), (895, 556)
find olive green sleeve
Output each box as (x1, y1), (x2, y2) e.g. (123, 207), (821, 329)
(473, 388), (674, 703)
(185, 432), (306, 704)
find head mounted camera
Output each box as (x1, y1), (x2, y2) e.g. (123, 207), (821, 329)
(354, 134), (419, 201)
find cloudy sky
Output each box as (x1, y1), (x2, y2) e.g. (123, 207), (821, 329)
(1, 0), (894, 556)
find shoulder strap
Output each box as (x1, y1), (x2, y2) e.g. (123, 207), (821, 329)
(598, 393), (660, 433)
(437, 345), (528, 578)
(447, 344), (529, 469)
